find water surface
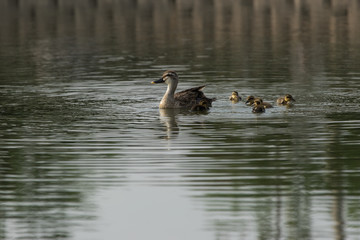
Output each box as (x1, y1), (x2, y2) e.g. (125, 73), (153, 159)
(1, 1), (360, 239)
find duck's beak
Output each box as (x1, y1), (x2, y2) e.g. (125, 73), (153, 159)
(151, 78), (165, 84)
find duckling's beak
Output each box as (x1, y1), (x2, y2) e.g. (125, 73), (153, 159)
(151, 78), (165, 84)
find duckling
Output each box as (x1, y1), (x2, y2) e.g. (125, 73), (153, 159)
(252, 99), (266, 113)
(152, 70), (216, 109)
(254, 98), (273, 108)
(245, 96), (256, 106)
(229, 91), (241, 103)
(277, 94), (295, 105)
(191, 100), (209, 112)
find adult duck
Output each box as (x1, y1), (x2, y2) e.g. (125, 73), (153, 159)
(152, 71), (215, 109)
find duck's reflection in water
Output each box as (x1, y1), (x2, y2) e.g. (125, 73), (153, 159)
(159, 108), (181, 140)
(158, 108), (210, 140)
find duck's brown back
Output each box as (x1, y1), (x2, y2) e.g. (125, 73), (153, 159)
(175, 86), (215, 108)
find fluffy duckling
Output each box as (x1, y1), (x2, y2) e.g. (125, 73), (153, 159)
(152, 70), (216, 109)
(191, 100), (210, 112)
(245, 96), (256, 106)
(277, 94), (296, 105)
(254, 98), (273, 108)
(229, 91), (241, 103)
(252, 99), (265, 113)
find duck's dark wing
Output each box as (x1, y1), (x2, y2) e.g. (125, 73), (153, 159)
(175, 85), (215, 108)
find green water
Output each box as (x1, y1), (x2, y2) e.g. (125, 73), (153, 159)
(1, 1), (360, 239)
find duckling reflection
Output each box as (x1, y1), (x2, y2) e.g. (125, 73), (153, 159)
(277, 94), (296, 106)
(159, 108), (180, 140)
(229, 91), (241, 103)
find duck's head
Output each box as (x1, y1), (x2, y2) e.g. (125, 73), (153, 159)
(152, 70), (178, 85)
(232, 91), (239, 96)
(245, 95), (255, 104)
(284, 94), (295, 102)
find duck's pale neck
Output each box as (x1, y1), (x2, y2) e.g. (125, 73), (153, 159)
(166, 80), (177, 96)
(160, 79), (178, 108)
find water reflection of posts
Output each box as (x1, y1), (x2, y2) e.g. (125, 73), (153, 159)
(159, 109), (180, 140)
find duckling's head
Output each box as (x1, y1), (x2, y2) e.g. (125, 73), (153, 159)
(284, 94), (295, 102)
(230, 91), (241, 102)
(199, 100), (207, 106)
(199, 100), (210, 109)
(245, 95), (255, 104)
(253, 99), (262, 106)
(152, 70), (178, 85)
(191, 99), (209, 111)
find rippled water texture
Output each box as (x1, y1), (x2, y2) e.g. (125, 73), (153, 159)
(1, 1), (360, 239)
